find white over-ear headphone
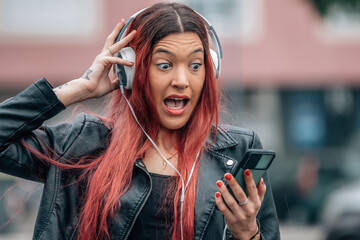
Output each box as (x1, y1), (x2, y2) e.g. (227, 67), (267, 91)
(113, 7), (223, 90)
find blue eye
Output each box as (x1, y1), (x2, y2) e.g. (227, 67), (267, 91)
(157, 63), (171, 70)
(191, 63), (202, 70)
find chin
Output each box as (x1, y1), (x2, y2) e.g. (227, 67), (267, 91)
(160, 120), (188, 131)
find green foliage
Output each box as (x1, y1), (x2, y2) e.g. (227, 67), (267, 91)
(309, 0), (360, 16)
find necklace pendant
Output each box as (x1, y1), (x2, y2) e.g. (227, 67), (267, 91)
(163, 161), (167, 170)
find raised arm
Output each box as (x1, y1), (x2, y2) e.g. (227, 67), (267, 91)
(53, 19), (136, 107)
(0, 20), (136, 181)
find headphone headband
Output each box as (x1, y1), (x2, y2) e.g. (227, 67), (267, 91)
(114, 5), (223, 89)
(115, 7), (148, 43)
(192, 10), (223, 78)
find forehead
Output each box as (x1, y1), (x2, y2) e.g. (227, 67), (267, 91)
(152, 32), (203, 55)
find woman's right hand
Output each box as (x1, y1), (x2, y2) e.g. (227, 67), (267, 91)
(53, 19), (137, 107)
(81, 19), (137, 98)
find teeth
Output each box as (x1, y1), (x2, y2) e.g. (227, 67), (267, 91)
(164, 98), (187, 109)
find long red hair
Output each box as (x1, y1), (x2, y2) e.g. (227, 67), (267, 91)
(82, 3), (220, 239)
(29, 3), (220, 239)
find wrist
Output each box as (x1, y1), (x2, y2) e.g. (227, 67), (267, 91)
(232, 219), (261, 240)
(53, 78), (90, 107)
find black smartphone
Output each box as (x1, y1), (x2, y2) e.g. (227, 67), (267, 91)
(234, 149), (276, 194)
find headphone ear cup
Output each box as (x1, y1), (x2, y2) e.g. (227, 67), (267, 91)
(209, 49), (218, 78)
(115, 47), (136, 89)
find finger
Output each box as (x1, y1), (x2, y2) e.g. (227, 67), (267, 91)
(257, 178), (267, 203)
(214, 192), (235, 222)
(107, 69), (120, 90)
(244, 169), (259, 201)
(224, 173), (248, 204)
(103, 56), (135, 67)
(110, 29), (137, 53)
(216, 180), (241, 213)
(110, 78), (120, 90)
(104, 19), (126, 50)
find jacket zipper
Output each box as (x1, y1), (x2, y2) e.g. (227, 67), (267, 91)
(121, 161), (152, 240)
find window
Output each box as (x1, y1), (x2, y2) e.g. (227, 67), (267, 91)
(178, 0), (264, 42)
(317, 3), (360, 41)
(0, 0), (102, 42)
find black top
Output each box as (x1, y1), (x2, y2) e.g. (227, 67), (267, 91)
(128, 172), (177, 240)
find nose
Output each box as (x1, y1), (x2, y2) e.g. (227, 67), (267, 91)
(171, 66), (189, 91)
(171, 65), (189, 91)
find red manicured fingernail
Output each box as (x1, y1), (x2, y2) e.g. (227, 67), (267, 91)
(224, 173), (232, 181)
(215, 192), (221, 198)
(216, 181), (223, 187)
(245, 169), (251, 176)
(130, 61), (134, 65)
(262, 178), (265, 185)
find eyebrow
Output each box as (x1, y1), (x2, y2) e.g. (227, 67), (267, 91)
(153, 48), (204, 57)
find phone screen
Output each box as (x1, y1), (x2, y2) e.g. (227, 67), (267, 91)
(233, 149), (275, 195)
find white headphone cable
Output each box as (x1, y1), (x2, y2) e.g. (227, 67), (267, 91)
(120, 85), (199, 240)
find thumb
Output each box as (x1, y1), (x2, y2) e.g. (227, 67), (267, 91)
(110, 77), (120, 90)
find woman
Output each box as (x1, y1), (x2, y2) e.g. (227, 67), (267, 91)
(0, 2), (280, 240)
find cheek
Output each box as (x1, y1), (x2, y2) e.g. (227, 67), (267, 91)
(153, 89), (163, 107)
(195, 74), (206, 97)
(149, 84), (165, 110)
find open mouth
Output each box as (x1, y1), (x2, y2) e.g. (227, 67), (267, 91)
(164, 97), (189, 109)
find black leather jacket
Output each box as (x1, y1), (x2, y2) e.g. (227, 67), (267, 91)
(0, 78), (280, 240)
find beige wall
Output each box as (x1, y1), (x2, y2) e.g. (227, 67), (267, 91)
(237, 0), (360, 88)
(0, 0), (359, 89)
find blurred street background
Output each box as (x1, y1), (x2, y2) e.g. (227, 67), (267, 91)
(1, 0), (360, 239)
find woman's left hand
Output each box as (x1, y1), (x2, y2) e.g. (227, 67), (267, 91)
(215, 170), (266, 240)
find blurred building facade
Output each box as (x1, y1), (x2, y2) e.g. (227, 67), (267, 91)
(0, 0), (360, 237)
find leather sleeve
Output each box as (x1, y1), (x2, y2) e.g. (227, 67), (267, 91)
(0, 78), (66, 182)
(251, 132), (281, 240)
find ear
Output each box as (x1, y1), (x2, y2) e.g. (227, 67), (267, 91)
(115, 47), (136, 89)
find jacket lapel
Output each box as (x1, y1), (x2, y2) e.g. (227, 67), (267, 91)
(194, 127), (239, 239)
